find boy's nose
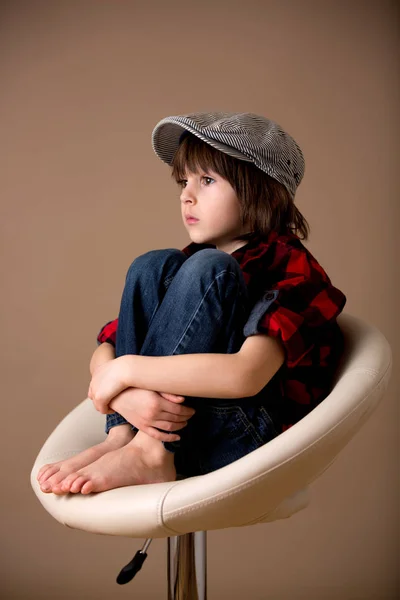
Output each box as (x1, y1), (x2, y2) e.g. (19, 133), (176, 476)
(181, 190), (197, 203)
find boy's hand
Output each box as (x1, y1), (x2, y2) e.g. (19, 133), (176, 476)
(88, 358), (130, 414)
(109, 388), (196, 442)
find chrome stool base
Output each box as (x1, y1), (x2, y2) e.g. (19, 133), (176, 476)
(168, 531), (207, 600)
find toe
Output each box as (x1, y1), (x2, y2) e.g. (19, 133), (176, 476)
(37, 465), (48, 480)
(40, 482), (52, 493)
(38, 464), (59, 484)
(81, 480), (95, 495)
(52, 484), (68, 495)
(60, 473), (79, 492)
(70, 476), (88, 494)
(45, 471), (68, 491)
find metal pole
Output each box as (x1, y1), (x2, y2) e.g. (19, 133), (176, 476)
(167, 531), (207, 600)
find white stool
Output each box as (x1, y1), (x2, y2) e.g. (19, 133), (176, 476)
(30, 312), (392, 598)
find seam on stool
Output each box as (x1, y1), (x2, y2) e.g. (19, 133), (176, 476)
(157, 480), (187, 535)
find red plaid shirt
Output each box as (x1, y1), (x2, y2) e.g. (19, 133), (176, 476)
(96, 230), (347, 432)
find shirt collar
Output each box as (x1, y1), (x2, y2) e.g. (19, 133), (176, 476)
(230, 230), (280, 262)
(182, 229), (289, 263)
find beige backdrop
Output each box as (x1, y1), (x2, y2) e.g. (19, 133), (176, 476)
(1, 1), (398, 598)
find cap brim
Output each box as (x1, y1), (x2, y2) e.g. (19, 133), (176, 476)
(151, 117), (253, 166)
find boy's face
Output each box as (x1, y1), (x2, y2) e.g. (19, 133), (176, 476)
(179, 167), (251, 254)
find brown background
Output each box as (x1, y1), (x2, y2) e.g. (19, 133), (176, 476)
(1, 1), (398, 598)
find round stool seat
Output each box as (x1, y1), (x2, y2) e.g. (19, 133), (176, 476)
(30, 312), (392, 539)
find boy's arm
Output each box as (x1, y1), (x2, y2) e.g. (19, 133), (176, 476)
(90, 342), (116, 376)
(117, 335), (285, 400)
(118, 352), (256, 399)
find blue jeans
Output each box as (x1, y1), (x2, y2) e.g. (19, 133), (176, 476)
(107, 248), (278, 477)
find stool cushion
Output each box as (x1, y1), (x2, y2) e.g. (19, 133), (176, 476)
(30, 313), (392, 538)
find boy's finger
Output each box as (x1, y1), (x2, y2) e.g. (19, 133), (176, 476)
(143, 426), (181, 442)
(154, 420), (188, 432)
(164, 412), (195, 422)
(158, 412), (190, 424)
(161, 393), (185, 402)
(160, 400), (195, 417)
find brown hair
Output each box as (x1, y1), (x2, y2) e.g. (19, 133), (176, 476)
(170, 131), (310, 242)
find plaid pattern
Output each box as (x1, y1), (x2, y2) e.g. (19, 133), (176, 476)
(96, 230), (347, 432)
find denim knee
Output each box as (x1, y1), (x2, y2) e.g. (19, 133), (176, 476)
(184, 248), (240, 271)
(126, 248), (186, 274)
(183, 248), (247, 293)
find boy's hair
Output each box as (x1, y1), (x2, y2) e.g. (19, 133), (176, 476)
(171, 132), (310, 243)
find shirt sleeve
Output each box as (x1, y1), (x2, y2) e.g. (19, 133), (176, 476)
(243, 271), (347, 369)
(96, 319), (118, 347)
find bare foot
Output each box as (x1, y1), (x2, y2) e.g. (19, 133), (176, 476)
(38, 425), (135, 493)
(58, 430), (176, 495)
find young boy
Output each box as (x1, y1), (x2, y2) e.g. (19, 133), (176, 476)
(37, 111), (346, 495)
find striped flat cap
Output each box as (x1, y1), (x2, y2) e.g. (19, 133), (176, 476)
(151, 111), (305, 198)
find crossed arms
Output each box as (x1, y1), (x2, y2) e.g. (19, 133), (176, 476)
(92, 333), (285, 400)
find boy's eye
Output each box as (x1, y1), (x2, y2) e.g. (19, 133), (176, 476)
(178, 176), (215, 188)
